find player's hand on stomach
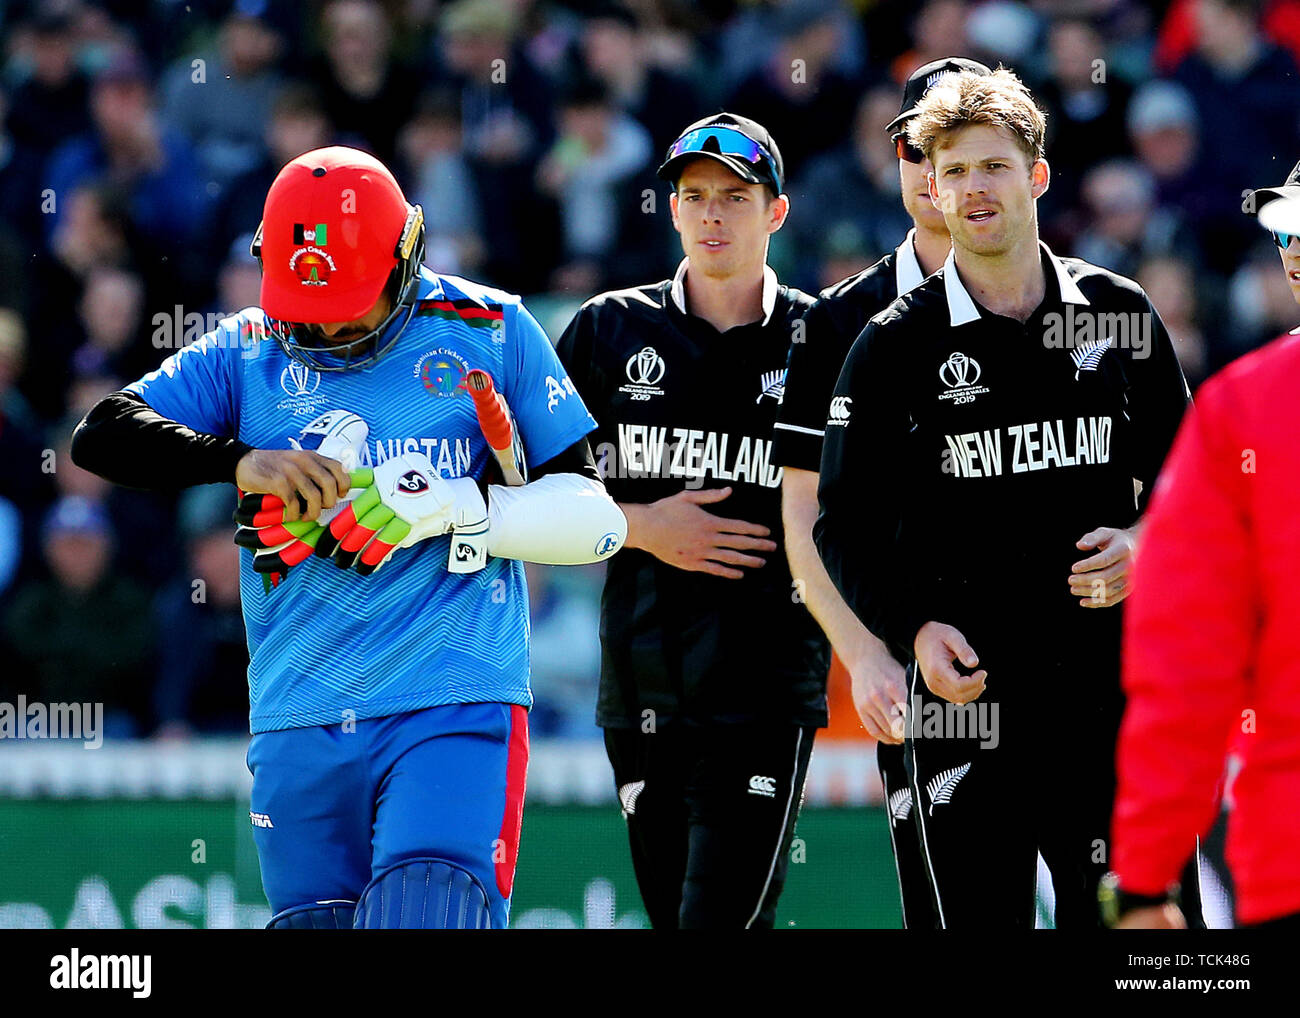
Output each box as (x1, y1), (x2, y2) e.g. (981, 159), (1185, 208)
(235, 448), (351, 523)
(847, 650), (909, 743)
(1069, 525), (1137, 608)
(622, 486), (778, 580)
(914, 621), (987, 705)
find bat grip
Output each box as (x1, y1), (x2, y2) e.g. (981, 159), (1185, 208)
(465, 369), (513, 451)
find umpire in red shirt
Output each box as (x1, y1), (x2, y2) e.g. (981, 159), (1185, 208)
(1107, 159), (1300, 929)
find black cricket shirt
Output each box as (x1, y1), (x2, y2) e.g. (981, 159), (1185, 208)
(556, 260), (830, 729)
(814, 242), (1191, 681)
(774, 229), (927, 470)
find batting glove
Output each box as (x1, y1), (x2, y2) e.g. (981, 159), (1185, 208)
(314, 452), (488, 575)
(233, 410), (371, 574)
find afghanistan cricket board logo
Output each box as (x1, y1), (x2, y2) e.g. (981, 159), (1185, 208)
(289, 222), (335, 287)
(414, 347), (470, 398)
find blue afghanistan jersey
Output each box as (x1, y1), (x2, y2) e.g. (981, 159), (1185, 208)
(125, 268), (597, 733)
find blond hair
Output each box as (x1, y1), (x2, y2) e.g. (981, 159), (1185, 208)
(905, 68), (1047, 168)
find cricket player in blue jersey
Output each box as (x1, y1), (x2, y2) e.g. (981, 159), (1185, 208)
(71, 146), (627, 929)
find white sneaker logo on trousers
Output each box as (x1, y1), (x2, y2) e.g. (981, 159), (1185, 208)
(926, 763), (972, 815)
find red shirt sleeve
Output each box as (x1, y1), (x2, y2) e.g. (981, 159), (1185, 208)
(1112, 376), (1259, 895)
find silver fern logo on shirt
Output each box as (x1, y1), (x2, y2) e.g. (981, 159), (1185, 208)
(1070, 336), (1112, 378)
(756, 369), (786, 404)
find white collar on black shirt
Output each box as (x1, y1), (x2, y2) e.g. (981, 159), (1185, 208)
(670, 258), (780, 326)
(941, 240), (1090, 327)
(894, 228), (926, 295)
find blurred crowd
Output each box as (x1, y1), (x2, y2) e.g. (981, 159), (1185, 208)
(0, 0), (1297, 739)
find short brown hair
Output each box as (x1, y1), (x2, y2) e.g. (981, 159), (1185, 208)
(905, 68), (1048, 168)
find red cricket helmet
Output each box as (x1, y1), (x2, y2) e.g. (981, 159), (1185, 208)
(251, 146), (426, 371)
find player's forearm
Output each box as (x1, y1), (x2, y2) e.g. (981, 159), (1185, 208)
(782, 471), (892, 670)
(616, 501), (653, 552)
(71, 391), (253, 490)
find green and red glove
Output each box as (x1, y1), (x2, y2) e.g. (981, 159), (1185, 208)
(232, 410), (371, 575)
(314, 451), (488, 575)
(233, 471), (372, 572)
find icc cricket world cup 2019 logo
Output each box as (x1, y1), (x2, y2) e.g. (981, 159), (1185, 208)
(618, 346), (667, 400)
(938, 351), (989, 405)
(627, 347), (666, 386)
(940, 351), (980, 388)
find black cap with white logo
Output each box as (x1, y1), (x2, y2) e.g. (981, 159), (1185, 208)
(886, 56), (994, 134)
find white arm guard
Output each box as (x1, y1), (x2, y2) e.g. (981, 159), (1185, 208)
(485, 473), (626, 564)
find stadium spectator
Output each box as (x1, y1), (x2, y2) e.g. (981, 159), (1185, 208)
(307, 0), (420, 166)
(3, 497), (154, 738)
(1107, 159), (1300, 930)
(1137, 254), (1213, 387)
(43, 52), (213, 253)
(0, 87), (43, 289)
(887, 0), (971, 84)
(781, 84), (914, 292)
(1073, 160), (1193, 280)
(579, 2), (703, 156)
(1171, 0), (1300, 272)
(152, 486), (250, 738)
(1154, 0), (1300, 73)
(214, 84), (335, 257)
(70, 266), (151, 382)
(432, 0), (558, 291)
(1124, 80), (1215, 271)
(213, 234), (263, 321)
(536, 76), (655, 294)
(48, 420), (178, 587)
(0, 311), (48, 572)
(160, 5), (284, 192)
(400, 89), (486, 277)
(715, 0), (865, 103)
(963, 0), (1041, 69)
(4, 8), (91, 159)
(726, 0), (862, 179)
(1034, 18), (1134, 219)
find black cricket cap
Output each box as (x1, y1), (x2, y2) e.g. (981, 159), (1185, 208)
(886, 56), (994, 134)
(656, 112), (785, 195)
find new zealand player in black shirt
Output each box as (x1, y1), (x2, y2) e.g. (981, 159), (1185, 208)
(775, 57), (990, 931)
(556, 114), (828, 929)
(815, 70), (1191, 928)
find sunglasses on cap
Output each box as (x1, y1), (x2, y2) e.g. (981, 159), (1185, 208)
(893, 132), (925, 165)
(666, 126), (782, 191)
(1273, 230), (1299, 250)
